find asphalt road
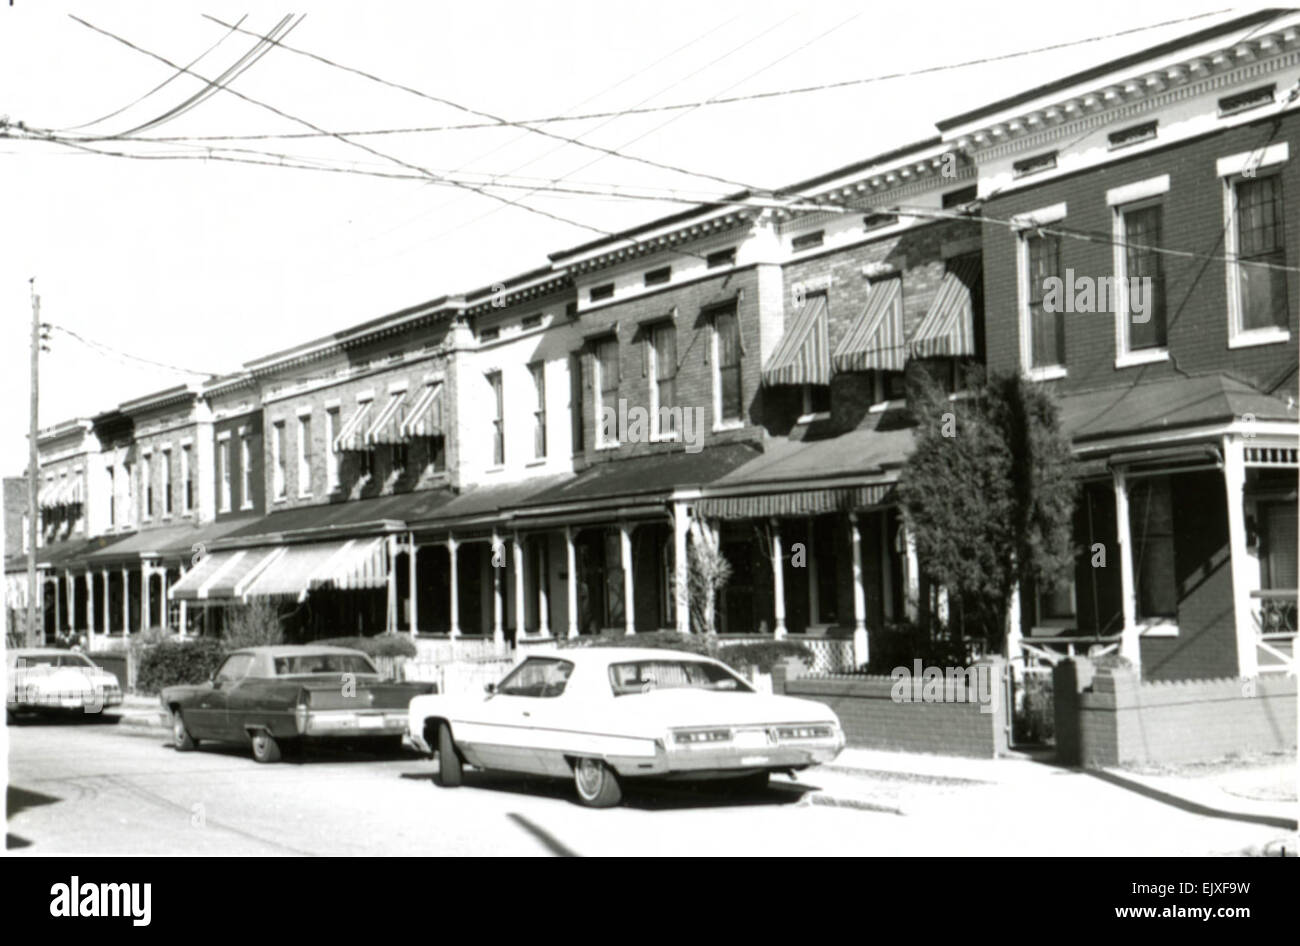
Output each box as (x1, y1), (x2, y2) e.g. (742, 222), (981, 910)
(7, 716), (1294, 856)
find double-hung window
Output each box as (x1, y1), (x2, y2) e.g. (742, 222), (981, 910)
(240, 434), (254, 508)
(1026, 232), (1064, 371)
(1113, 195), (1168, 362)
(530, 362), (547, 459)
(649, 322), (677, 439)
(161, 448), (173, 516)
(1232, 175), (1289, 336)
(272, 422), (286, 500)
(594, 337), (620, 448)
(297, 414), (312, 497)
(712, 306), (743, 425)
(487, 371), (505, 466)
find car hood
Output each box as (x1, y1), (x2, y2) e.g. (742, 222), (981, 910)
(608, 688), (839, 730)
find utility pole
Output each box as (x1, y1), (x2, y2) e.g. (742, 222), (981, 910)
(27, 278), (40, 646)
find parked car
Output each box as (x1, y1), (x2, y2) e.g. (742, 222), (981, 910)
(408, 647), (845, 807)
(162, 645), (436, 763)
(6, 648), (124, 721)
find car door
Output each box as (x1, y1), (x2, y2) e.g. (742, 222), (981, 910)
(189, 654), (253, 740)
(461, 658), (574, 775)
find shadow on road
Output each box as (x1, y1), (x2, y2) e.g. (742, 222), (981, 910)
(8, 712), (122, 727)
(1085, 769), (1299, 831)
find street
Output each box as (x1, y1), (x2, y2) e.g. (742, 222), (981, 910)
(6, 715), (1295, 857)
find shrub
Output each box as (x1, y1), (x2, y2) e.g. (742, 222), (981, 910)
(866, 621), (974, 675)
(137, 639), (227, 696)
(318, 634), (418, 659)
(222, 599), (286, 650)
(713, 640), (814, 675)
(1015, 671), (1055, 744)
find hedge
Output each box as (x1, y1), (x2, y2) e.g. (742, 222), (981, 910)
(137, 639), (227, 696)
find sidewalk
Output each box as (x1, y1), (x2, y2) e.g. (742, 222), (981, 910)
(108, 694), (167, 734)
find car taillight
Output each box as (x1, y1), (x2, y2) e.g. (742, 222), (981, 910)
(672, 728), (732, 744)
(775, 725), (835, 740)
(294, 691), (309, 733)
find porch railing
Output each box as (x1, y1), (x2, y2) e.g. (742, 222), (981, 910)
(713, 635), (856, 674)
(1253, 589), (1296, 674)
(1016, 634), (1122, 668)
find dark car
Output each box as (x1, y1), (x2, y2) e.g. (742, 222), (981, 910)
(162, 645), (435, 763)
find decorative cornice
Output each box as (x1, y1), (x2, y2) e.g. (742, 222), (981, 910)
(557, 212), (756, 276)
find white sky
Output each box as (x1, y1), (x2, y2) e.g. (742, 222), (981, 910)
(0, 0), (1244, 474)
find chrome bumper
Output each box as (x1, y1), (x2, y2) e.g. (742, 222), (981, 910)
(304, 710), (409, 736)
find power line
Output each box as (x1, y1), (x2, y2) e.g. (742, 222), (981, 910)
(45, 323), (223, 378)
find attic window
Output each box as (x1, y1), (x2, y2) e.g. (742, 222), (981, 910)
(863, 212), (898, 230)
(480, 327), (500, 342)
(792, 230), (824, 252)
(1108, 120), (1158, 150)
(590, 283), (614, 302)
(941, 186), (977, 209)
(521, 313), (543, 329)
(706, 247), (736, 268)
(1218, 84), (1275, 117)
(1013, 151), (1057, 178)
(644, 266), (671, 287)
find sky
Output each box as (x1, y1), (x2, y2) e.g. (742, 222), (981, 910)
(0, 0), (1248, 475)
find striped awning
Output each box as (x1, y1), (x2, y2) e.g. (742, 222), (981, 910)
(833, 277), (905, 373)
(695, 483), (895, 520)
(239, 538), (387, 602)
(169, 547), (283, 601)
(762, 294), (831, 386)
(366, 391), (408, 446)
(399, 382), (445, 438)
(909, 256), (980, 358)
(332, 399), (374, 453)
(308, 537), (388, 596)
(38, 480), (59, 509)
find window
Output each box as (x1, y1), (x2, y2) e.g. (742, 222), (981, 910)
(1117, 202), (1167, 354)
(706, 247), (736, 268)
(812, 518), (838, 624)
(608, 660), (751, 696)
(124, 462), (134, 522)
(1036, 577), (1077, 625)
(107, 465), (116, 525)
(1218, 83), (1274, 117)
(570, 353), (585, 454)
(1130, 476), (1176, 621)
(1108, 120), (1157, 150)
(863, 211), (899, 229)
(521, 313), (542, 329)
(594, 336), (620, 447)
(142, 453), (152, 520)
(272, 421), (286, 500)
(497, 657), (574, 698)
(359, 448), (375, 480)
(214, 654), (255, 684)
(644, 266), (671, 287)
(240, 434), (254, 508)
(1024, 231), (1065, 370)
(390, 442), (408, 472)
(650, 322), (677, 438)
(873, 370), (907, 404)
(713, 306), (743, 424)
(530, 362), (547, 459)
(802, 384), (831, 416)
(1229, 174), (1289, 336)
(181, 445), (192, 512)
(325, 408), (340, 492)
(590, 282), (614, 302)
(487, 371), (504, 466)
(480, 326), (500, 342)
(940, 186), (977, 209)
(792, 230), (824, 252)
(1262, 501), (1299, 591)
(218, 440), (231, 512)
(1013, 151), (1057, 178)
(161, 448), (173, 516)
(297, 415), (312, 497)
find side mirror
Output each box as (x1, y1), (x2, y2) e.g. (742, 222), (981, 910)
(483, 682), (497, 695)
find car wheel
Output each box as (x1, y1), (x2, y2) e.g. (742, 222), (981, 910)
(437, 723), (462, 787)
(249, 729), (282, 764)
(172, 711), (197, 751)
(573, 757), (622, 808)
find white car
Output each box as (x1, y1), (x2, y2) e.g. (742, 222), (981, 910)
(408, 647), (845, 807)
(6, 648), (123, 721)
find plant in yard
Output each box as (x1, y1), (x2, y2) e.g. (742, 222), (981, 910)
(221, 598), (287, 650)
(687, 519), (731, 634)
(136, 638), (227, 694)
(897, 370), (1077, 656)
(318, 633), (418, 659)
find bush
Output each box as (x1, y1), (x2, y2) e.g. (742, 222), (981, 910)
(317, 634), (418, 659)
(866, 621), (974, 675)
(557, 631), (713, 656)
(713, 640), (814, 675)
(222, 600), (286, 650)
(137, 639), (227, 696)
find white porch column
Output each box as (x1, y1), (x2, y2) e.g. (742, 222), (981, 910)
(101, 569), (110, 638)
(902, 515), (920, 622)
(807, 518), (820, 625)
(53, 573), (62, 633)
(160, 568), (169, 632)
(385, 535), (398, 634)
(1005, 583), (1023, 662)
(849, 513), (867, 666)
(619, 523), (634, 635)
(673, 502), (690, 635)
(565, 526), (578, 639)
(1223, 437), (1259, 677)
(408, 532), (419, 638)
(65, 569), (76, 634)
(771, 519), (787, 639)
(121, 566), (130, 636)
(1112, 470), (1141, 670)
(141, 564), (151, 632)
(536, 538), (550, 638)
(176, 562), (187, 638)
(87, 571), (97, 638)
(491, 532), (504, 646)
(447, 536), (461, 638)
(513, 532), (526, 641)
(880, 510), (895, 621)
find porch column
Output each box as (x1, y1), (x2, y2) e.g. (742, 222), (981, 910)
(673, 502), (690, 635)
(513, 532), (526, 641)
(536, 538), (550, 638)
(65, 569), (76, 634)
(491, 532), (504, 646)
(1112, 470), (1141, 670)
(849, 513), (867, 666)
(408, 532), (419, 638)
(565, 526), (578, 638)
(87, 571), (97, 638)
(141, 563), (151, 633)
(1223, 437), (1259, 677)
(177, 562), (187, 637)
(121, 566), (130, 636)
(619, 522), (634, 635)
(160, 568), (169, 632)
(54, 572), (62, 633)
(101, 569), (110, 637)
(902, 515), (920, 622)
(771, 519), (787, 639)
(447, 536), (460, 638)
(807, 518), (820, 625)
(1006, 584), (1023, 662)
(386, 535), (399, 634)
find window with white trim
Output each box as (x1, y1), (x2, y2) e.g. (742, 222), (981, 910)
(487, 371), (505, 465)
(240, 434), (254, 509)
(141, 453), (152, 520)
(1226, 172), (1290, 342)
(161, 448), (173, 516)
(649, 322), (677, 438)
(529, 362), (547, 459)
(297, 415), (312, 497)
(325, 408), (340, 492)
(1130, 475), (1176, 622)
(712, 305), (743, 425)
(218, 440), (231, 512)
(594, 337), (620, 447)
(1022, 230), (1065, 371)
(181, 446), (192, 513)
(272, 421), (286, 500)
(1114, 200), (1168, 360)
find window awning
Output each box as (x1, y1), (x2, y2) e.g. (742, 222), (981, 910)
(332, 400), (374, 453)
(909, 255), (980, 358)
(239, 538), (387, 601)
(399, 382), (445, 439)
(169, 547), (283, 601)
(366, 391), (408, 446)
(695, 483), (894, 520)
(833, 277), (905, 373)
(762, 293), (831, 386)
(38, 480), (59, 509)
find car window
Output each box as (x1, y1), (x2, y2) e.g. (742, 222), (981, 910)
(58, 654), (95, 668)
(608, 660), (752, 696)
(17, 654), (59, 669)
(215, 654), (256, 683)
(273, 654), (379, 676)
(496, 658), (574, 698)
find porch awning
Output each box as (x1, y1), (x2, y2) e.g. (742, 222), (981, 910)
(833, 277), (905, 373)
(695, 483), (895, 520)
(762, 293), (831, 386)
(909, 255), (980, 358)
(400, 382), (445, 438)
(239, 537), (386, 601)
(332, 399), (373, 453)
(366, 391), (408, 446)
(170, 547), (283, 601)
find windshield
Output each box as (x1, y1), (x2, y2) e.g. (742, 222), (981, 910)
(608, 660), (752, 696)
(16, 654), (94, 669)
(274, 654), (379, 676)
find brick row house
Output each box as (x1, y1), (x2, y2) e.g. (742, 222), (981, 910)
(6, 9), (1295, 681)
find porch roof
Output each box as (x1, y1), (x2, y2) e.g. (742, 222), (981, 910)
(6, 533), (134, 573)
(408, 474), (576, 531)
(213, 489), (456, 548)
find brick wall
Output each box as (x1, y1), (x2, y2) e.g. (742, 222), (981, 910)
(775, 657), (1009, 758)
(1055, 659), (1296, 767)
